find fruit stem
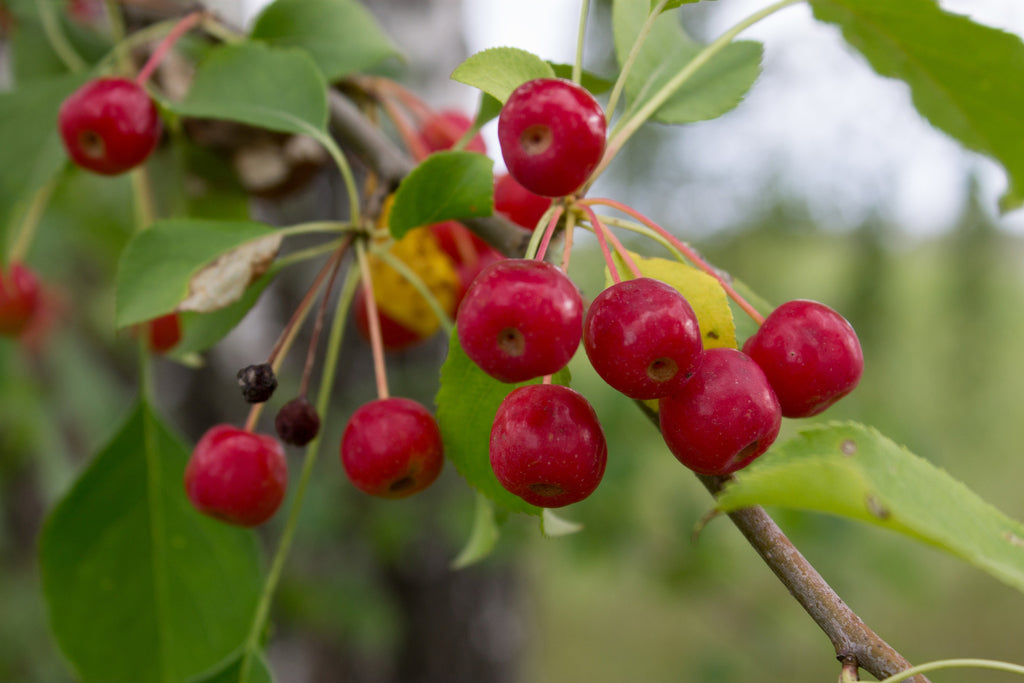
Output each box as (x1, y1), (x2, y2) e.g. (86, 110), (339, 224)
(580, 197), (765, 324)
(277, 221), (355, 237)
(376, 248), (455, 335)
(577, 203), (643, 280)
(533, 204), (566, 262)
(299, 244), (347, 398)
(266, 243), (351, 371)
(7, 175), (59, 265)
(561, 210), (577, 273)
(572, 0), (591, 85)
(525, 204), (564, 260)
(239, 264), (361, 683)
(34, 0), (87, 73)
(588, 208), (621, 284)
(592, 213), (687, 261)
(876, 659), (1024, 683)
(356, 239), (390, 400)
(135, 10), (206, 86)
(592, 0), (803, 183)
(377, 92), (431, 160)
(604, 0), (672, 123)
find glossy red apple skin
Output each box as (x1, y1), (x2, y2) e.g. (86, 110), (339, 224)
(498, 78), (606, 197)
(184, 425), (288, 527)
(490, 384), (607, 508)
(58, 77), (161, 175)
(493, 173), (552, 230)
(742, 300), (863, 418)
(659, 347), (782, 476)
(456, 259), (583, 383)
(340, 397), (444, 498)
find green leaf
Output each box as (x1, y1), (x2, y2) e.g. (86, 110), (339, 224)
(540, 508), (584, 537)
(189, 650), (274, 683)
(716, 422), (1024, 594)
(0, 72), (85, 248)
(115, 218), (279, 327)
(451, 47), (556, 104)
(653, 0), (712, 11)
(40, 403), (263, 683)
(549, 63), (615, 94)
(388, 151), (494, 238)
(807, 0), (1024, 212)
(250, 0), (398, 81)
(170, 270), (277, 358)
(436, 331), (570, 516)
(613, 0), (762, 123)
(166, 42), (328, 136)
(451, 493), (501, 569)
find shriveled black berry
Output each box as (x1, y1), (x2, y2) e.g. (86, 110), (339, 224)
(238, 363), (277, 403)
(275, 397), (320, 446)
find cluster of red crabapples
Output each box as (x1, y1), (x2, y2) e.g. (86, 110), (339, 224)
(47, 57), (864, 527)
(455, 76), (864, 509)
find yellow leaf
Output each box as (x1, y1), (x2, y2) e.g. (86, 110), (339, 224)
(370, 227), (459, 337)
(609, 250), (737, 350)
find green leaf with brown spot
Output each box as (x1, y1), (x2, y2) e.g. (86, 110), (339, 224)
(717, 422), (1024, 594)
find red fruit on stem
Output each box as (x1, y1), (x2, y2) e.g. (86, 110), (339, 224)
(490, 384), (607, 508)
(584, 278), (703, 400)
(456, 259), (583, 383)
(659, 347), (781, 476)
(494, 173), (552, 230)
(58, 77), (162, 175)
(145, 312), (182, 354)
(341, 397), (444, 498)
(419, 110), (486, 155)
(742, 299), (864, 418)
(0, 262), (41, 337)
(184, 424), (288, 527)
(498, 78), (606, 197)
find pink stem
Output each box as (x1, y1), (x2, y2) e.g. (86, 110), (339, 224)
(580, 206), (621, 284)
(356, 242), (390, 400)
(135, 10), (205, 86)
(534, 205), (564, 262)
(580, 197), (765, 324)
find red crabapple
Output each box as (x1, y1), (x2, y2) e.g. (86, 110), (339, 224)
(58, 77), (162, 175)
(0, 262), (41, 337)
(184, 424), (288, 527)
(419, 110), (486, 155)
(498, 78), (606, 197)
(340, 397), (444, 498)
(490, 384), (606, 508)
(742, 299), (863, 418)
(659, 347), (781, 476)
(456, 259), (583, 383)
(584, 278), (703, 400)
(493, 173), (553, 230)
(145, 312), (182, 354)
